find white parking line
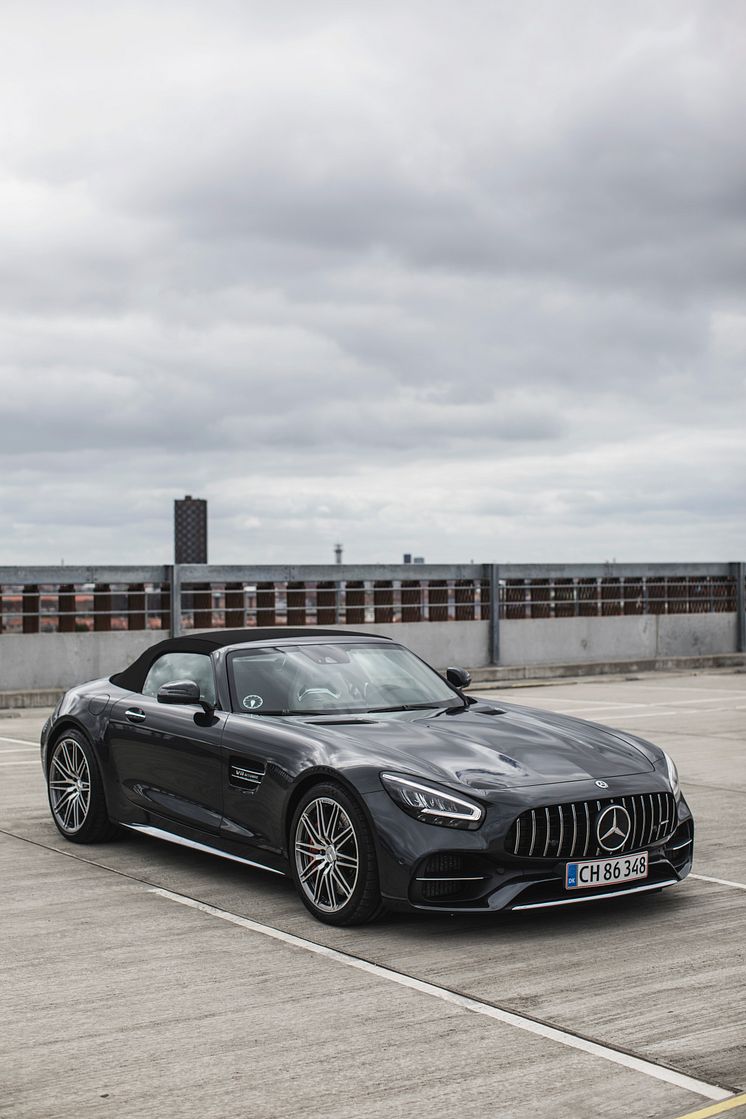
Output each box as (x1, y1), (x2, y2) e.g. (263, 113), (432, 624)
(485, 702), (681, 721)
(562, 697), (738, 714)
(546, 699), (652, 708)
(594, 712), (678, 721)
(563, 712), (679, 720)
(486, 692), (746, 713)
(650, 696), (743, 707)
(151, 886), (733, 1103)
(615, 685), (746, 697)
(0, 735), (37, 746)
(690, 873), (746, 892)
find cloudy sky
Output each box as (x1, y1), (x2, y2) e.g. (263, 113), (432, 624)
(1, 0), (744, 565)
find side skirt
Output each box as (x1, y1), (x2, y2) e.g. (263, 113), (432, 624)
(121, 823), (287, 877)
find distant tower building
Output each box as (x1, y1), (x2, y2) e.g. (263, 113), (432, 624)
(174, 495), (208, 563)
(334, 543), (343, 565)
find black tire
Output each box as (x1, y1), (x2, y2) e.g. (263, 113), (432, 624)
(46, 730), (118, 844)
(289, 782), (385, 926)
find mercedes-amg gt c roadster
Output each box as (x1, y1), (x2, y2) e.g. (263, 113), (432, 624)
(41, 628), (693, 925)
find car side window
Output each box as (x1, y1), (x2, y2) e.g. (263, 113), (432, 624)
(142, 652), (217, 705)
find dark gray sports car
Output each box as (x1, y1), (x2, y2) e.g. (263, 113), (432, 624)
(40, 628), (693, 924)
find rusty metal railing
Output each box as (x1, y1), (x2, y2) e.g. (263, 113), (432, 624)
(0, 564), (744, 658)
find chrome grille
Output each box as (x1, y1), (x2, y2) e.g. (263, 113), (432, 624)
(506, 793), (675, 859)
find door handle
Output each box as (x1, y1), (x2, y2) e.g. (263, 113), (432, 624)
(125, 708), (146, 723)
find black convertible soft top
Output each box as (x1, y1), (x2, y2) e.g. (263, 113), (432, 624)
(109, 627), (383, 693)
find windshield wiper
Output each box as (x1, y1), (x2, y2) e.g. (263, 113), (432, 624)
(365, 702), (445, 713)
(429, 695), (477, 715)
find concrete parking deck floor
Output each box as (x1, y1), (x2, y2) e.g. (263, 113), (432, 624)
(1, 671), (744, 1119)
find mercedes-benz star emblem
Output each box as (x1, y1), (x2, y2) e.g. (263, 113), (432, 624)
(596, 804), (632, 852)
(595, 780), (609, 789)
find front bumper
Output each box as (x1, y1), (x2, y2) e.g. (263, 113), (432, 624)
(364, 781), (694, 914)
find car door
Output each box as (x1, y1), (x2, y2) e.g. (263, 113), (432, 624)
(219, 647), (314, 858)
(107, 650), (226, 834)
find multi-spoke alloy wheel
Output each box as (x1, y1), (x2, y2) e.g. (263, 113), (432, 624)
(290, 783), (383, 926)
(50, 738), (90, 834)
(46, 731), (117, 844)
(295, 797), (360, 913)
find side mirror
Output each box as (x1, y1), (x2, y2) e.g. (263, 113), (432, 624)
(157, 679), (215, 716)
(157, 680), (202, 705)
(446, 666), (471, 689)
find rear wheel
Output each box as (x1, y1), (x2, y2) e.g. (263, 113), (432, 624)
(290, 782), (384, 926)
(47, 731), (117, 843)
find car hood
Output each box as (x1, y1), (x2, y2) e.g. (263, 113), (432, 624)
(298, 702), (655, 793)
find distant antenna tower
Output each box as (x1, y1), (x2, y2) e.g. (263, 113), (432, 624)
(334, 543), (343, 565)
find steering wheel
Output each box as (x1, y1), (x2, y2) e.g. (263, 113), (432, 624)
(297, 686), (341, 703)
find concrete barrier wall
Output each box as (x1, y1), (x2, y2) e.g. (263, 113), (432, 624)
(0, 624), (492, 692)
(0, 631), (164, 692)
(500, 613), (738, 666)
(0, 613), (738, 692)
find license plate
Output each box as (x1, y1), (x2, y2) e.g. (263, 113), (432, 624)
(566, 852), (648, 890)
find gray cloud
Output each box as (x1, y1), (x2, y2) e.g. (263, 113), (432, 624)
(1, 0), (744, 564)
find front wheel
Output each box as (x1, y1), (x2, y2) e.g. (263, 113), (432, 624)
(290, 782), (384, 926)
(47, 731), (117, 843)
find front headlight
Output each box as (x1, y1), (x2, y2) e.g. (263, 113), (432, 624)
(380, 772), (484, 829)
(663, 751), (681, 801)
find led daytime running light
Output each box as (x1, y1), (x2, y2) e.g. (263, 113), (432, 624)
(381, 773), (484, 825)
(663, 752), (681, 801)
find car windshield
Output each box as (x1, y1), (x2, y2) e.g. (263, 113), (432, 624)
(228, 642), (458, 716)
